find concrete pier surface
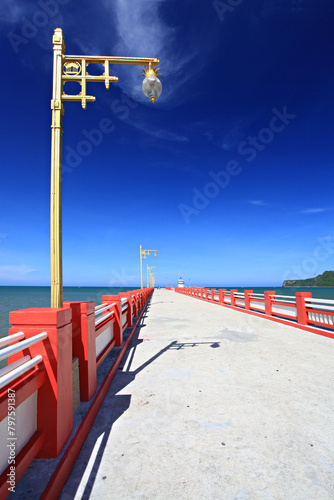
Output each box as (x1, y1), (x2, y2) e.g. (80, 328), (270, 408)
(60, 289), (334, 500)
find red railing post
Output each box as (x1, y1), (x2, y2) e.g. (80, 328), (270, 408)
(211, 288), (216, 301)
(120, 292), (133, 328)
(264, 291), (276, 316)
(132, 291), (138, 318)
(8, 307), (73, 457)
(244, 290), (253, 310)
(296, 292), (312, 325)
(101, 295), (122, 346)
(219, 289), (226, 304)
(230, 289), (238, 307)
(63, 301), (97, 402)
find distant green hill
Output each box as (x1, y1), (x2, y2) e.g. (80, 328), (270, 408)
(283, 270), (334, 287)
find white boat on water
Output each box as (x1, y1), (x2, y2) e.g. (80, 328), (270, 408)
(177, 276), (185, 288)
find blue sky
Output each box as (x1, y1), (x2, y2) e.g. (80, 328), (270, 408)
(0, 0), (334, 287)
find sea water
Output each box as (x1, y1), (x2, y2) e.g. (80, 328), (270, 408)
(0, 286), (137, 339)
(1, 285), (334, 340)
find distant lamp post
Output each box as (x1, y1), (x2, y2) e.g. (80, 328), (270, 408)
(140, 245), (157, 289)
(50, 28), (161, 307)
(150, 271), (156, 288)
(147, 265), (156, 288)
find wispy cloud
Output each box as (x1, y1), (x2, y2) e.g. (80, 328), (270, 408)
(91, 0), (220, 105)
(249, 200), (270, 206)
(0, 0), (30, 27)
(299, 208), (327, 214)
(203, 111), (263, 151)
(2, 0), (66, 53)
(5, 0), (219, 106)
(127, 118), (189, 143)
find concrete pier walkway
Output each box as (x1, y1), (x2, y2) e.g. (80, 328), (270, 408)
(60, 289), (334, 500)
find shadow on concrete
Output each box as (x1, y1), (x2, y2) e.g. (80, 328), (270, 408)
(61, 303), (220, 499)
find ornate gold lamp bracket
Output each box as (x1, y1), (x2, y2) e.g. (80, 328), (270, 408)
(52, 27), (160, 110)
(62, 58), (119, 109)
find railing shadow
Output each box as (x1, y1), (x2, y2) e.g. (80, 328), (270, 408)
(61, 305), (220, 499)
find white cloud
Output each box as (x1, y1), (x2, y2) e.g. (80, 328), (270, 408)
(127, 119), (189, 143)
(1, 0), (65, 53)
(85, 0), (219, 105)
(249, 200), (270, 206)
(0, 0), (29, 26)
(300, 208), (326, 214)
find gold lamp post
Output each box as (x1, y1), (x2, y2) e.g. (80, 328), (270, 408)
(139, 245), (157, 289)
(147, 265), (156, 287)
(50, 28), (162, 307)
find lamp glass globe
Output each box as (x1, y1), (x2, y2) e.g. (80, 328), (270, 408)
(142, 75), (162, 103)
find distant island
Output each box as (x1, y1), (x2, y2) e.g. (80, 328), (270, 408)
(283, 270), (334, 287)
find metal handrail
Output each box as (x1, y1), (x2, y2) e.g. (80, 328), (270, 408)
(305, 303), (334, 312)
(94, 302), (116, 316)
(94, 302), (107, 311)
(305, 297), (334, 305)
(95, 311), (114, 327)
(0, 332), (47, 362)
(0, 355), (43, 390)
(0, 332), (25, 348)
(0, 355), (31, 378)
(272, 298), (297, 305)
(271, 294), (296, 301)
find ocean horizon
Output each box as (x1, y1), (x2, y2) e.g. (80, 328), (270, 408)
(1, 285), (334, 340)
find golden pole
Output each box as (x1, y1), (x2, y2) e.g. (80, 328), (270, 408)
(49, 29), (160, 304)
(50, 28), (65, 308)
(140, 245), (144, 289)
(140, 248), (157, 288)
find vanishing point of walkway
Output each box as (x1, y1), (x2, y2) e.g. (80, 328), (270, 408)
(61, 289), (334, 500)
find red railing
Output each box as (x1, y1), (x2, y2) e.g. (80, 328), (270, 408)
(170, 287), (334, 339)
(0, 287), (154, 498)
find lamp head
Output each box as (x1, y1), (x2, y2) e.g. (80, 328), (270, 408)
(142, 63), (162, 103)
(154, 251), (157, 258)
